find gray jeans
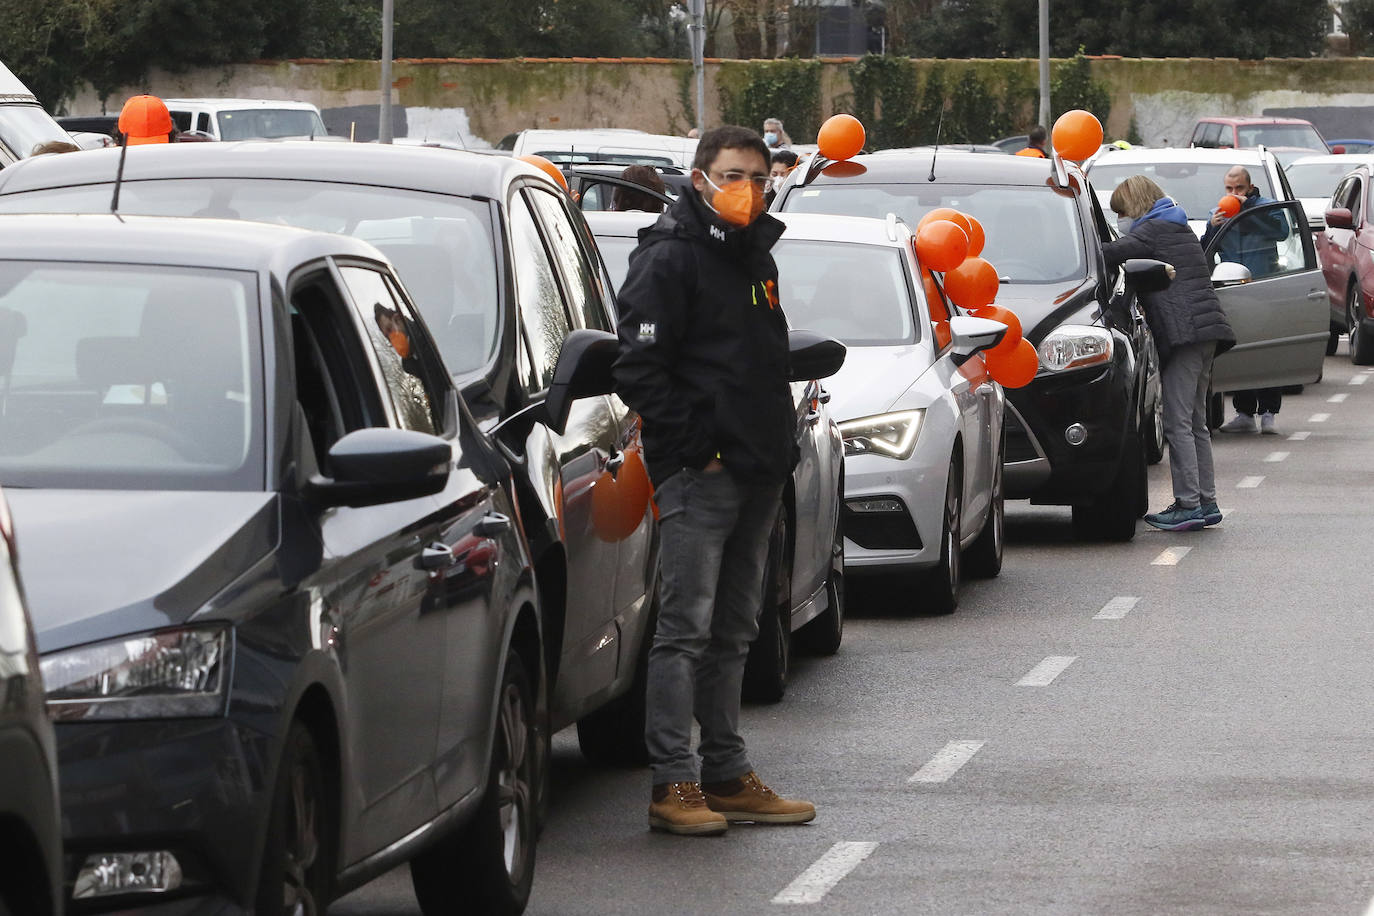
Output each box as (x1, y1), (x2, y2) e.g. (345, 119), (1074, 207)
(1161, 341), (1218, 508)
(645, 467), (784, 785)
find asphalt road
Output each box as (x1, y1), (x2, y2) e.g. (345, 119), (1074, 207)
(333, 349), (1374, 916)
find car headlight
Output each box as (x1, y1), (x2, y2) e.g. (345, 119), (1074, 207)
(1038, 324), (1113, 373)
(838, 410), (924, 459)
(41, 626), (230, 721)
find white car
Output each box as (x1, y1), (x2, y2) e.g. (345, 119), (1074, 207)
(588, 210), (1008, 614)
(163, 98), (328, 140)
(498, 128), (697, 168)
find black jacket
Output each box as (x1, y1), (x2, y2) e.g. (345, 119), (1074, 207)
(613, 189), (794, 486)
(1103, 215), (1236, 365)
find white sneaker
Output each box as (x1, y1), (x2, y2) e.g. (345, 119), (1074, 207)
(1219, 413), (1257, 433)
(1260, 412), (1277, 435)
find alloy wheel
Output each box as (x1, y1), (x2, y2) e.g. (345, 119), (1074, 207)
(283, 750), (320, 916)
(496, 681), (532, 880)
(1349, 284), (1362, 362)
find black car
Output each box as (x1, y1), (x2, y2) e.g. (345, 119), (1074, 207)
(562, 163), (691, 212)
(0, 142), (662, 766)
(776, 151), (1165, 541)
(0, 488), (62, 916)
(0, 214), (559, 914)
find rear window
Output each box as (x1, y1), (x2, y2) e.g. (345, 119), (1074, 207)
(1285, 161), (1360, 199)
(1087, 161), (1278, 221)
(782, 182), (1086, 283)
(1236, 124), (1326, 150)
(216, 108), (326, 140)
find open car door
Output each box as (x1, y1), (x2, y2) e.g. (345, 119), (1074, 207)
(1205, 199), (1327, 390)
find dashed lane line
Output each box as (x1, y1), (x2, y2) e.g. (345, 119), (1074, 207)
(1264, 451), (1289, 463)
(1328, 393), (1349, 403)
(1017, 656), (1078, 686)
(1237, 476), (1265, 488)
(1289, 431), (1311, 441)
(1094, 596), (1141, 620)
(908, 741), (985, 783)
(772, 842), (879, 905)
(1350, 374), (1368, 385)
(1151, 546), (1191, 566)
(1309, 413), (1330, 423)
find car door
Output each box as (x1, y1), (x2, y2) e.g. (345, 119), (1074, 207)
(1206, 199), (1328, 390)
(335, 261), (512, 810)
(793, 377), (840, 611)
(924, 270), (990, 528)
(287, 262), (446, 857)
(1322, 175), (1361, 305)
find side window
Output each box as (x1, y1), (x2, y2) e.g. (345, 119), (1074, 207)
(1332, 177), (1354, 210)
(1349, 178), (1364, 225)
(338, 265), (438, 435)
(1203, 124), (1222, 148)
(196, 113), (211, 133)
(1209, 201), (1314, 281)
(1191, 124), (1208, 147)
(170, 110), (192, 133)
(508, 193), (572, 393)
(525, 188), (614, 332)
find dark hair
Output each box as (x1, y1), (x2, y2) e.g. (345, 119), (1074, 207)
(612, 165), (667, 213)
(1028, 124), (1047, 145)
(693, 125), (769, 174)
(771, 149), (799, 169)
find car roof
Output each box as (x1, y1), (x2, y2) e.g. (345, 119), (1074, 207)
(1087, 147), (1268, 167)
(163, 98), (321, 112)
(792, 149), (1065, 186)
(1198, 116), (1316, 126)
(583, 209), (907, 247)
(0, 140), (554, 199)
(1287, 153), (1374, 168)
(0, 213), (384, 277)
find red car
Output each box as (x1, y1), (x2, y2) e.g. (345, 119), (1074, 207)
(1316, 161), (1374, 362)
(1189, 116), (1329, 153)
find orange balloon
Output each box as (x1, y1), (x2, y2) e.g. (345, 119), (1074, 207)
(986, 338), (1039, 388)
(944, 257), (1000, 310)
(964, 216), (986, 257)
(1216, 194), (1242, 218)
(1051, 109), (1104, 161)
(817, 114), (866, 161)
(921, 268), (948, 321)
(915, 220), (969, 273)
(590, 449), (653, 542)
(972, 305), (1023, 356)
(918, 207), (973, 238)
(933, 320), (952, 349)
(519, 154), (570, 192)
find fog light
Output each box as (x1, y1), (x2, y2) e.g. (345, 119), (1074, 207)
(846, 497), (904, 513)
(74, 851), (182, 899)
(1064, 423), (1087, 446)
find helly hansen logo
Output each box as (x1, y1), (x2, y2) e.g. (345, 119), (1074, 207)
(638, 322), (656, 342)
(709, 225), (726, 241)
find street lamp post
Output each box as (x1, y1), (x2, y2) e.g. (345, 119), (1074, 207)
(379, 0), (394, 143)
(1038, 0), (1050, 129)
(689, 0), (705, 135)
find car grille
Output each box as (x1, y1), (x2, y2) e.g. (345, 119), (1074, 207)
(842, 499), (922, 550)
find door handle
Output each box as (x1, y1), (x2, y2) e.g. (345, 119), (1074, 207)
(415, 542), (457, 571)
(604, 450), (625, 474)
(1307, 290), (1327, 300)
(474, 512), (511, 538)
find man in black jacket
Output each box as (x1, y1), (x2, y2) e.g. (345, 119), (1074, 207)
(614, 125), (815, 836)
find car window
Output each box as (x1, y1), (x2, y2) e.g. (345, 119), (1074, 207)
(508, 193), (571, 393)
(1237, 124), (1326, 150)
(216, 108), (326, 140)
(0, 261), (263, 490)
(1088, 161), (1279, 221)
(338, 265), (438, 435)
(1207, 201), (1314, 280)
(1288, 162), (1357, 199)
(170, 110), (192, 133)
(0, 179), (501, 380)
(1332, 176), (1354, 210)
(0, 105), (73, 159)
(773, 241), (918, 346)
(1348, 177), (1364, 224)
(1199, 124), (1220, 148)
(524, 188), (613, 332)
(196, 113), (211, 133)
(593, 235), (637, 292)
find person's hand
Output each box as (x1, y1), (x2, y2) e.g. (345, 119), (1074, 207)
(1210, 210), (1227, 227)
(703, 458), (724, 473)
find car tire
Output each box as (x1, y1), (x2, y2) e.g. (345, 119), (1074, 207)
(918, 456), (962, 614)
(1328, 328), (1341, 357)
(1351, 286), (1374, 365)
(1071, 433), (1143, 542)
(1144, 393), (1165, 465)
(743, 507), (791, 703)
(964, 443), (1003, 579)
(796, 523), (844, 656)
(576, 592), (655, 767)
(412, 650), (537, 916)
(255, 721), (334, 916)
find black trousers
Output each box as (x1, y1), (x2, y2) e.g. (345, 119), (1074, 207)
(1232, 388), (1282, 416)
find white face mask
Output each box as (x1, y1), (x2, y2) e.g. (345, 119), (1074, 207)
(764, 131), (779, 146)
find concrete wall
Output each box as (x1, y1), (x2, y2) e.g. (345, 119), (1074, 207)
(64, 56), (1374, 148)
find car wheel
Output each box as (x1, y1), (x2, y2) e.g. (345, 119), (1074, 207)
(576, 590), (655, 767)
(1328, 328), (1341, 357)
(1144, 393), (1165, 465)
(964, 444), (1003, 579)
(255, 722), (334, 916)
(1071, 433), (1143, 542)
(743, 507), (791, 703)
(919, 456), (962, 614)
(412, 649), (536, 916)
(1350, 285), (1374, 365)
(796, 521), (844, 656)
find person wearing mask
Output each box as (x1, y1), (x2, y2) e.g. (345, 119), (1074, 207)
(762, 117), (792, 150)
(612, 164), (668, 213)
(1103, 175), (1236, 531)
(613, 126), (815, 836)
(1015, 124), (1048, 158)
(766, 149), (799, 206)
(1203, 165), (1289, 435)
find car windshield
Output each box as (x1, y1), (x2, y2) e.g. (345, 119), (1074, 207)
(0, 105), (73, 158)
(773, 241), (918, 345)
(1087, 161), (1278, 220)
(536, 150), (675, 166)
(0, 179), (499, 378)
(216, 108), (327, 140)
(1236, 125), (1325, 150)
(1285, 161), (1359, 199)
(782, 183), (1086, 283)
(0, 262), (263, 490)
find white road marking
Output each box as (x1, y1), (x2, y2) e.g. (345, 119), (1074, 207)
(1350, 374), (1367, 385)
(1151, 546), (1191, 566)
(1328, 393), (1349, 403)
(1309, 413), (1330, 423)
(1237, 476), (1265, 488)
(1094, 596), (1141, 620)
(772, 842), (879, 905)
(1017, 656), (1078, 686)
(909, 740), (985, 783)
(1264, 451), (1289, 463)
(1288, 431), (1311, 441)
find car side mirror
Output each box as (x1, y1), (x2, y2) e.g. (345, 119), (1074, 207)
(1211, 261), (1253, 287)
(542, 328), (619, 435)
(788, 329), (846, 381)
(307, 428), (451, 508)
(1122, 258), (1175, 293)
(948, 315), (1008, 366)
(1325, 207), (1354, 230)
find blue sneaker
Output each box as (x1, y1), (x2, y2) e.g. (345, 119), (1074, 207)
(1144, 502), (1206, 531)
(1199, 501), (1222, 527)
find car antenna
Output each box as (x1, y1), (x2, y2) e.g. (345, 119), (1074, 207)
(928, 109), (944, 182)
(110, 131), (130, 215)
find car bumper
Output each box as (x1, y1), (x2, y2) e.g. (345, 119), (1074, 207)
(839, 439), (948, 574)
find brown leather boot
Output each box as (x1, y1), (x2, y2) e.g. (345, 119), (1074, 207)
(702, 771), (816, 824)
(648, 782), (728, 836)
